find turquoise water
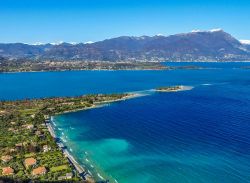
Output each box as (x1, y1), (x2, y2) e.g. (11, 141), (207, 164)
(1, 62), (250, 182)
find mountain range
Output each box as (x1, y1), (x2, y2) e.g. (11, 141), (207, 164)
(1, 29), (250, 62)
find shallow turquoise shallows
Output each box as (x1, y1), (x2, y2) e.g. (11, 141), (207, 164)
(1, 62), (250, 183)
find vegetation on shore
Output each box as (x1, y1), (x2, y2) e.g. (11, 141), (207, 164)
(156, 86), (183, 92)
(0, 93), (131, 182)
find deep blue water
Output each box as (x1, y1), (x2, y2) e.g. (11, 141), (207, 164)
(1, 62), (250, 182)
(1, 62), (250, 101)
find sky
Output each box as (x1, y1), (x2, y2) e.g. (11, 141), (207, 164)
(0, 0), (250, 44)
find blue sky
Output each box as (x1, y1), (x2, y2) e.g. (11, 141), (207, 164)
(0, 0), (249, 43)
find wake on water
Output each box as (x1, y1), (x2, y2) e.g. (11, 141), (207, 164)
(200, 82), (229, 86)
(201, 83), (213, 86)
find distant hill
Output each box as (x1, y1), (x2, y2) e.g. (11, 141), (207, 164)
(1, 29), (250, 61)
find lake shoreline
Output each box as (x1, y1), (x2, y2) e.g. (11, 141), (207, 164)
(46, 120), (90, 181)
(45, 93), (140, 182)
(0, 68), (167, 74)
(2, 61), (250, 74)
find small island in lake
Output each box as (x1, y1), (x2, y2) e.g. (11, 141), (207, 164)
(0, 93), (134, 182)
(156, 85), (184, 92)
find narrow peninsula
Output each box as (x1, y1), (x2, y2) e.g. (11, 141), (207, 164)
(0, 93), (134, 182)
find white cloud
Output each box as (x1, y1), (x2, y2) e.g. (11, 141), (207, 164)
(240, 40), (250, 45)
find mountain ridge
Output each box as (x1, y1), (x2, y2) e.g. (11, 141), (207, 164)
(1, 29), (250, 61)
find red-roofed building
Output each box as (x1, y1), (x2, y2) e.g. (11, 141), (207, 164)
(2, 167), (14, 175)
(32, 166), (47, 176)
(24, 157), (37, 168)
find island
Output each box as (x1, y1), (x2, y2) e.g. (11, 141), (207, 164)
(156, 85), (184, 92)
(0, 93), (135, 182)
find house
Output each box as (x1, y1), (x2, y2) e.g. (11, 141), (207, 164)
(0, 110), (6, 116)
(24, 157), (37, 168)
(35, 130), (45, 139)
(8, 128), (18, 133)
(2, 167), (14, 175)
(26, 124), (34, 130)
(43, 145), (51, 152)
(44, 115), (49, 119)
(8, 128), (14, 132)
(15, 143), (23, 147)
(35, 130), (42, 136)
(66, 172), (73, 179)
(22, 124), (34, 130)
(1, 155), (13, 163)
(15, 143), (23, 151)
(58, 176), (67, 180)
(9, 148), (16, 153)
(38, 133), (45, 140)
(58, 173), (73, 180)
(32, 166), (47, 176)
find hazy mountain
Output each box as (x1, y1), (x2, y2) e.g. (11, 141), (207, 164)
(0, 43), (53, 59)
(1, 29), (250, 61)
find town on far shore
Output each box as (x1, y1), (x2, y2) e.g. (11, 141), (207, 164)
(0, 58), (203, 73)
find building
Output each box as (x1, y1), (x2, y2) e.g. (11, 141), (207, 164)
(2, 167), (14, 175)
(66, 172), (73, 179)
(32, 166), (47, 176)
(58, 172), (73, 180)
(35, 130), (42, 136)
(9, 148), (16, 153)
(15, 143), (23, 151)
(24, 157), (37, 168)
(43, 145), (51, 152)
(58, 176), (67, 180)
(1, 155), (13, 163)
(26, 124), (34, 130)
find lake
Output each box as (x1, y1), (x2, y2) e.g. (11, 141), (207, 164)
(1, 62), (250, 183)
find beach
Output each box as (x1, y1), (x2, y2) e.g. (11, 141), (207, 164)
(45, 93), (141, 182)
(46, 117), (96, 182)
